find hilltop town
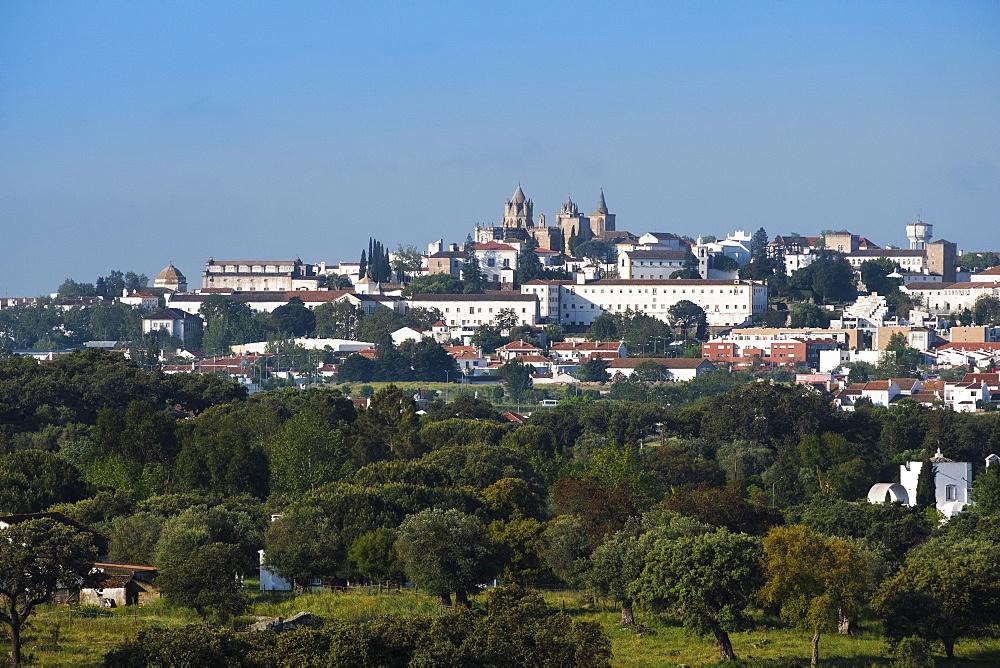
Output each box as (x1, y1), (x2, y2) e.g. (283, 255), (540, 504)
(3, 185), (998, 412)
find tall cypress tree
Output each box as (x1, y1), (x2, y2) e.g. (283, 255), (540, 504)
(359, 250), (367, 280)
(915, 456), (936, 509)
(462, 235), (482, 293)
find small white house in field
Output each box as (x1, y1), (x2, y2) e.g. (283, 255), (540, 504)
(867, 449), (989, 519)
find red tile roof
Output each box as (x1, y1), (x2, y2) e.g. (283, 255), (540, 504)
(474, 242), (517, 251)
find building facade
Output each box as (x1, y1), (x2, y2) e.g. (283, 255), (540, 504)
(201, 258), (323, 292)
(521, 278), (768, 328)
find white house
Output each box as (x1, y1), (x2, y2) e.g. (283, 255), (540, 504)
(636, 232), (684, 250)
(474, 241), (520, 286)
(548, 340), (626, 364)
(142, 308), (202, 342)
(868, 449), (979, 519)
(119, 291), (160, 311)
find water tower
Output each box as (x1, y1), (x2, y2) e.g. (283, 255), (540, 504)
(906, 221), (933, 250)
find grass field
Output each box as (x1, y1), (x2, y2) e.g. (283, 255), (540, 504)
(11, 586), (1000, 666)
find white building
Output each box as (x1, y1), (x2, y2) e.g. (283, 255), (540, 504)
(970, 266), (1000, 283)
(406, 293), (539, 328)
(694, 231), (752, 279)
(868, 449), (978, 519)
(900, 281), (1000, 314)
(231, 338), (375, 356)
(521, 278), (768, 329)
(201, 258), (324, 292)
(635, 232), (684, 250)
(119, 291), (160, 311)
(618, 249), (688, 279)
(142, 308), (202, 342)
(607, 357), (716, 381)
(473, 241), (520, 286)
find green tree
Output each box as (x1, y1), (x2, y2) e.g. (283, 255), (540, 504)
(0, 449), (88, 514)
(392, 244), (424, 282)
(750, 227), (769, 263)
(583, 530), (655, 626)
(347, 527), (405, 585)
(631, 360), (667, 383)
(313, 300), (363, 339)
(970, 463), (1000, 513)
(711, 254), (740, 273)
(540, 515), (592, 588)
(872, 537), (1000, 659)
(956, 252), (1000, 272)
(268, 297), (316, 337)
(875, 333), (923, 380)
(56, 278), (96, 299)
(172, 406), (270, 498)
(199, 295), (261, 356)
(971, 295), (1000, 325)
(789, 302), (830, 328)
(914, 457), (936, 509)
(668, 300), (707, 340)
(574, 357), (610, 383)
(761, 525), (874, 665)
(845, 361), (875, 384)
(462, 235), (483, 292)
(471, 324), (507, 354)
(585, 313), (619, 341)
(789, 252), (858, 304)
(860, 257), (902, 296)
(400, 273), (466, 297)
(515, 237), (544, 285)
(351, 384), (423, 462)
(337, 353), (375, 382)
(575, 239), (616, 266)
(104, 625), (249, 668)
(631, 530), (763, 661)
(267, 409), (352, 495)
(669, 248), (701, 279)
(157, 542), (248, 620)
(497, 359), (533, 404)
(0, 518), (100, 667)
(394, 508), (498, 606)
(263, 507), (344, 590)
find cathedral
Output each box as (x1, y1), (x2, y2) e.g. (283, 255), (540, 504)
(475, 185), (615, 253)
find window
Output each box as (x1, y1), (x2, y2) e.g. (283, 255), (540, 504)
(946, 485), (957, 501)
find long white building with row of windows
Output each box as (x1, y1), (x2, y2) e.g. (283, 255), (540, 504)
(520, 278), (768, 328)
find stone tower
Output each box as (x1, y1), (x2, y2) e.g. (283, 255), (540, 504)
(926, 239), (957, 282)
(555, 195), (591, 253)
(503, 185), (534, 229)
(588, 189), (616, 237)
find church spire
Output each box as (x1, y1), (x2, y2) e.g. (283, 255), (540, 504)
(594, 188), (608, 215)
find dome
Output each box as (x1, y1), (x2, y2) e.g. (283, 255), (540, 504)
(156, 262), (185, 281)
(511, 184), (527, 203)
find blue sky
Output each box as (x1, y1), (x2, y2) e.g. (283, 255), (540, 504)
(2, 1), (997, 296)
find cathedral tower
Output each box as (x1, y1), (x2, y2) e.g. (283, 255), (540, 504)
(588, 189), (616, 237)
(503, 185), (534, 229)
